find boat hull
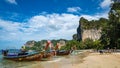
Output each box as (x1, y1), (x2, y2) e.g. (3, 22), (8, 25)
(40, 52), (53, 61)
(3, 53), (42, 61)
(56, 50), (70, 56)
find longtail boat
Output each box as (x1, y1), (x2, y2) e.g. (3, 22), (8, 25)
(43, 41), (70, 57)
(39, 40), (54, 61)
(56, 50), (70, 56)
(40, 51), (53, 61)
(2, 50), (42, 61)
(55, 43), (70, 56)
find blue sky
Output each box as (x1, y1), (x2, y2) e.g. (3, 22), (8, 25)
(0, 0), (112, 49)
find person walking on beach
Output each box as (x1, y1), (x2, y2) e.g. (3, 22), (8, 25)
(113, 47), (116, 53)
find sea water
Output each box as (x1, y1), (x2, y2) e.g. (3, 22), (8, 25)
(0, 49), (38, 68)
(0, 50), (85, 68)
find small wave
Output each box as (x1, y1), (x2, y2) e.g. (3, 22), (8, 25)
(47, 58), (62, 63)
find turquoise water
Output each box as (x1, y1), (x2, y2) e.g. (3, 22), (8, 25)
(0, 54), (38, 68)
(0, 55), (61, 68)
(0, 50), (39, 68)
(0, 50), (82, 68)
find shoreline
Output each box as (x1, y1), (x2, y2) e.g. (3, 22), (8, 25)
(19, 51), (120, 68)
(19, 51), (90, 68)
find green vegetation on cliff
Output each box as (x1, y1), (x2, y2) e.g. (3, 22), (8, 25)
(100, 2), (120, 49)
(25, 39), (68, 51)
(25, 1), (120, 51)
(80, 17), (108, 30)
(71, 1), (120, 50)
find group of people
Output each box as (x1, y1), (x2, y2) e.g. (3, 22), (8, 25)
(99, 47), (117, 54)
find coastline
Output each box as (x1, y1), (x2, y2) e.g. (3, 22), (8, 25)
(19, 51), (90, 68)
(19, 51), (120, 68)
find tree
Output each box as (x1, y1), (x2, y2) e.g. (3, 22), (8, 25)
(83, 38), (94, 49)
(73, 34), (78, 40)
(93, 40), (103, 50)
(100, 1), (120, 49)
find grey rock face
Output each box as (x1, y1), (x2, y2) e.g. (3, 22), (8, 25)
(77, 25), (82, 41)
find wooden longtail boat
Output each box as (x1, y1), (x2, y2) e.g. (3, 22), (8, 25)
(54, 43), (70, 56)
(40, 52), (53, 61)
(2, 50), (42, 61)
(56, 50), (70, 56)
(43, 41), (70, 57)
(38, 41), (54, 61)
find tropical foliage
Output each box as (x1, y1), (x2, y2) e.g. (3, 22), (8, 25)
(25, 1), (120, 51)
(100, 2), (120, 49)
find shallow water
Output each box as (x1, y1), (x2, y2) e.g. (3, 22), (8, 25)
(0, 49), (41, 68)
(0, 55), (64, 68)
(0, 50), (85, 68)
(0, 55), (39, 68)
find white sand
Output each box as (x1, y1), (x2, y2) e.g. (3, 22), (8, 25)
(76, 53), (120, 68)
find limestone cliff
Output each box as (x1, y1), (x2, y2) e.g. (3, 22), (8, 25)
(76, 17), (103, 41)
(82, 29), (101, 41)
(24, 40), (35, 47)
(77, 25), (82, 41)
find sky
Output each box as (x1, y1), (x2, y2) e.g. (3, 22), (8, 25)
(0, 0), (112, 49)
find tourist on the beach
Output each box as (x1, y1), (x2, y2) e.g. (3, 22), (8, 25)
(107, 47), (110, 53)
(99, 50), (103, 54)
(114, 47), (116, 52)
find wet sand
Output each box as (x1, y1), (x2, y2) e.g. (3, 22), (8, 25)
(19, 52), (120, 68)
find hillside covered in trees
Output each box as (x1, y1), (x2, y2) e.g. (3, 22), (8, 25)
(73, 0), (120, 49)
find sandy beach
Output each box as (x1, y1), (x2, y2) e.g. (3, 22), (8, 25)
(76, 53), (120, 68)
(20, 52), (120, 68)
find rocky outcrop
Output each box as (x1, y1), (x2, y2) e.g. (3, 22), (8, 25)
(24, 40), (35, 47)
(82, 29), (101, 41)
(77, 25), (82, 41)
(76, 21), (101, 41)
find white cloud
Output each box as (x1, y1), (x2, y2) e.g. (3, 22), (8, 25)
(6, 0), (17, 5)
(80, 11), (109, 21)
(0, 11), (109, 41)
(0, 20), (21, 32)
(0, 13), (80, 41)
(26, 13), (80, 40)
(100, 0), (112, 8)
(67, 7), (81, 13)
